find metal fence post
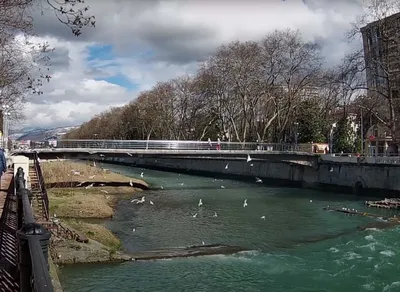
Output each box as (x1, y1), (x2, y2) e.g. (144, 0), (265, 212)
(16, 222), (52, 292)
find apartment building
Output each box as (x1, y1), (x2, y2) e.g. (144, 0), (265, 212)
(361, 11), (400, 99)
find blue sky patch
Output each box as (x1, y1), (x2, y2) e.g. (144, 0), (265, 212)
(86, 44), (115, 62)
(97, 74), (138, 91)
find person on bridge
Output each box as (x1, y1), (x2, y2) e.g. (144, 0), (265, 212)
(0, 148), (6, 177)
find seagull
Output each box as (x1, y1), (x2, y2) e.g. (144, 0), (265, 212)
(101, 190), (108, 193)
(261, 216), (266, 220)
(99, 154), (105, 157)
(88, 175), (95, 179)
(126, 153), (133, 156)
(88, 151), (94, 155)
(160, 186), (164, 189)
(198, 199), (203, 207)
(255, 177), (263, 183)
(150, 200), (154, 205)
(140, 172), (144, 178)
(85, 183), (94, 189)
(309, 199), (313, 203)
(250, 163), (254, 167)
(225, 163), (229, 169)
(213, 212), (218, 218)
(72, 171), (80, 175)
(93, 161), (96, 167)
(202, 241), (205, 245)
(192, 213), (198, 218)
(221, 186), (225, 189)
(129, 179), (133, 187)
(132, 228), (136, 232)
(99, 183), (105, 186)
(246, 154), (252, 162)
(77, 181), (86, 187)
(243, 199), (248, 207)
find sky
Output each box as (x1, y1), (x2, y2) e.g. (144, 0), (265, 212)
(19, 0), (365, 129)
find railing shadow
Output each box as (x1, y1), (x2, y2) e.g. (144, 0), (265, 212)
(15, 167), (54, 292)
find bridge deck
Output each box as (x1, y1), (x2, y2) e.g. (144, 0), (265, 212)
(0, 170), (19, 292)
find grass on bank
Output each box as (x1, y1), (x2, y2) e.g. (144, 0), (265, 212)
(63, 219), (122, 252)
(42, 160), (147, 219)
(48, 187), (137, 218)
(42, 160), (147, 186)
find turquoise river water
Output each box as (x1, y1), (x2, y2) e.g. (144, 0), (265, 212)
(58, 163), (400, 292)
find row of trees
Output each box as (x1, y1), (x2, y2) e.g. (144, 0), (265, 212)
(65, 29), (366, 150)
(0, 0), (95, 128)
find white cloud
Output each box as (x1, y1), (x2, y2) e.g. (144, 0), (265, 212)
(14, 0), (366, 129)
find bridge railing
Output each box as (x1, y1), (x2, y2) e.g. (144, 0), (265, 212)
(15, 167), (53, 292)
(57, 139), (300, 152)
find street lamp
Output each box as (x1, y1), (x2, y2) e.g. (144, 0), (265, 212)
(2, 105), (10, 154)
(329, 123), (337, 155)
(294, 122), (299, 151)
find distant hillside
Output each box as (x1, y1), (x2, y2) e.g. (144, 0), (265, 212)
(10, 126), (79, 141)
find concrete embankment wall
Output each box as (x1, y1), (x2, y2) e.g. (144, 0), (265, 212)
(93, 155), (400, 197)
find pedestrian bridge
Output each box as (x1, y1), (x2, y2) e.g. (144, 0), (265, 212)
(12, 139), (318, 166)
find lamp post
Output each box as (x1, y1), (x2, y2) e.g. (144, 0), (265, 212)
(294, 122), (299, 151)
(329, 123), (337, 154)
(2, 105), (10, 154)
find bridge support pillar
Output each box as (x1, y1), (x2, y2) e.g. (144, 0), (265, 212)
(16, 223), (51, 292)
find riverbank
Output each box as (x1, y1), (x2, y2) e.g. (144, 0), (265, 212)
(41, 160), (148, 265)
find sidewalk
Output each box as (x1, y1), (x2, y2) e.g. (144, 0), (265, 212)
(0, 170), (13, 217)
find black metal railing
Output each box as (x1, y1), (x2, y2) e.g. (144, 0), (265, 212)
(32, 151), (50, 220)
(15, 167), (54, 292)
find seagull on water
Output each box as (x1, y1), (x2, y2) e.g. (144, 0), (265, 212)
(261, 216), (265, 220)
(140, 172), (144, 178)
(132, 228), (136, 232)
(221, 185), (225, 189)
(247, 154), (252, 162)
(243, 199), (248, 207)
(160, 186), (164, 189)
(202, 241), (205, 245)
(198, 199), (203, 207)
(255, 177), (263, 183)
(309, 200), (313, 203)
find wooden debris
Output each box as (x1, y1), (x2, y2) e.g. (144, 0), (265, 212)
(365, 198), (400, 210)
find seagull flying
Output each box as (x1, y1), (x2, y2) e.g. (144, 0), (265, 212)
(129, 179), (133, 187)
(126, 153), (133, 156)
(247, 154), (252, 162)
(150, 200), (154, 205)
(255, 177), (263, 183)
(140, 172), (144, 178)
(243, 199), (248, 207)
(213, 212), (218, 218)
(77, 181), (86, 187)
(225, 163), (229, 169)
(198, 199), (203, 207)
(85, 183), (94, 189)
(192, 213), (198, 218)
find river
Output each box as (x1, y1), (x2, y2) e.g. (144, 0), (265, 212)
(58, 163), (400, 292)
